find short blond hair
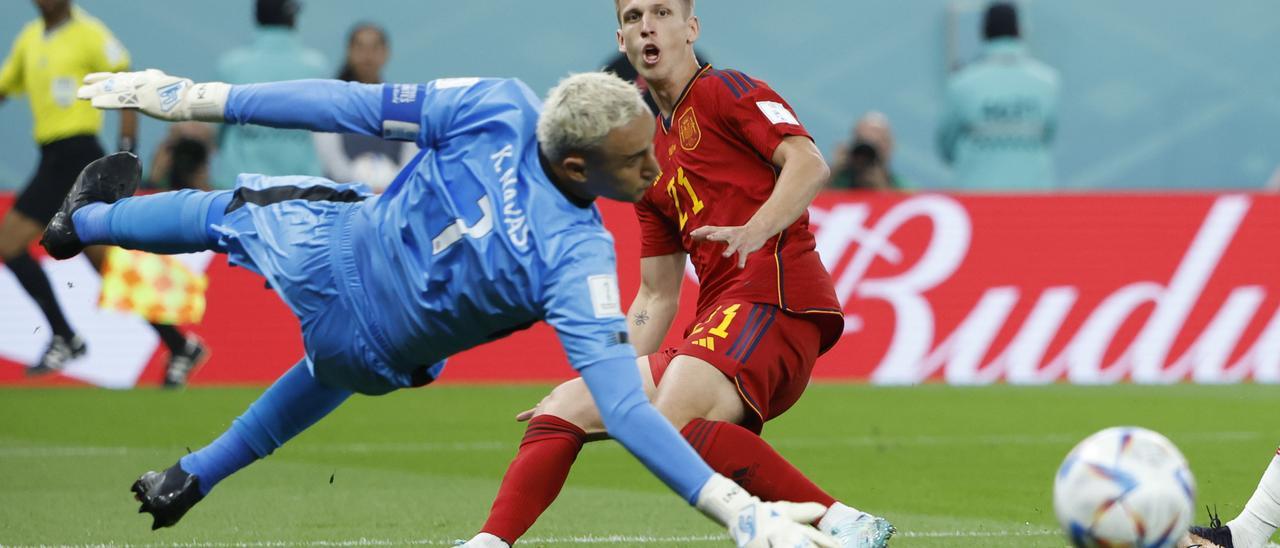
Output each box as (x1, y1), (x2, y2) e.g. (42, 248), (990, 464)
(614, 0), (694, 22)
(537, 72), (648, 161)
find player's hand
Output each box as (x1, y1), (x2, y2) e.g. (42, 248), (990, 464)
(77, 69), (230, 123)
(696, 474), (835, 548)
(732, 500), (835, 548)
(514, 407), (536, 422)
(515, 392), (553, 421)
(689, 224), (772, 269)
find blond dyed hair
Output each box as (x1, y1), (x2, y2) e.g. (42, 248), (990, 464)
(537, 72), (648, 161)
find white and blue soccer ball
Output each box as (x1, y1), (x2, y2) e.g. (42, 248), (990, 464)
(1053, 426), (1196, 548)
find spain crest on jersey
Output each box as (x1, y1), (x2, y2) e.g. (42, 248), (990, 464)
(678, 108), (701, 151)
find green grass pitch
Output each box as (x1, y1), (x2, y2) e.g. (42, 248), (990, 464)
(2, 384), (1278, 546)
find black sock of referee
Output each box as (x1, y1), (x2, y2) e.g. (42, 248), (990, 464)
(150, 323), (187, 354)
(5, 251), (75, 339)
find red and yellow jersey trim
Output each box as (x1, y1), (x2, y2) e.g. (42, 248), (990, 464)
(659, 63), (714, 134)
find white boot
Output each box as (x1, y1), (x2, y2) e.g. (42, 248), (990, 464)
(454, 532), (510, 548)
(818, 501), (895, 548)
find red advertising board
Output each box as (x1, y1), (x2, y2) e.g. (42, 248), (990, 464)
(3, 192), (1279, 387)
(809, 192), (1280, 384)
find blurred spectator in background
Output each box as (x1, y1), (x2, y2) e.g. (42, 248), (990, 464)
(211, 0), (327, 189)
(145, 122), (215, 191)
(313, 23), (414, 192)
(937, 2), (1059, 190)
(829, 111), (906, 190)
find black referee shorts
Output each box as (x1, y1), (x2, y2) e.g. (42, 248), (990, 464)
(13, 135), (105, 225)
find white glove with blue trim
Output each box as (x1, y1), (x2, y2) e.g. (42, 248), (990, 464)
(697, 474), (836, 548)
(77, 69), (229, 123)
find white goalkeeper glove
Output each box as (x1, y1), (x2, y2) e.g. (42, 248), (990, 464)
(77, 69), (230, 123)
(696, 474), (836, 548)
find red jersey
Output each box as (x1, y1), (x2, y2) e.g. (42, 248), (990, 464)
(636, 65), (844, 351)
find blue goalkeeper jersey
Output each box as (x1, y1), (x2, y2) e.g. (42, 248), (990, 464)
(221, 78), (712, 503)
(226, 77), (634, 376)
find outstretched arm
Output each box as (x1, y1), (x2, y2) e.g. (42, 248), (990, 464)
(76, 69), (417, 139)
(223, 80), (389, 136)
(577, 356), (710, 501)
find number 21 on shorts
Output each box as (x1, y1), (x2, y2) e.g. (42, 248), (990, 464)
(689, 304), (740, 351)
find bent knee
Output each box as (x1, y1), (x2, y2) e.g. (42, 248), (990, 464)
(651, 400), (704, 431)
(533, 379), (604, 432)
(652, 378), (745, 429)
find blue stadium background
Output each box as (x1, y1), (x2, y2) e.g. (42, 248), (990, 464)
(1, 0), (1277, 191)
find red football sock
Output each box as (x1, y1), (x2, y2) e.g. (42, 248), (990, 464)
(481, 414), (587, 544)
(682, 418), (836, 507)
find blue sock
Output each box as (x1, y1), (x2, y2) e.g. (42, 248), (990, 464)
(71, 202), (112, 245)
(178, 429), (257, 496)
(179, 361), (351, 495)
(71, 190), (234, 254)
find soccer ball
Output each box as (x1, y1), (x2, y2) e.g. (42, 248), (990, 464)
(1053, 426), (1196, 548)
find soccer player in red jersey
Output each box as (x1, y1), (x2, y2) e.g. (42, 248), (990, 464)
(461, 2), (895, 546)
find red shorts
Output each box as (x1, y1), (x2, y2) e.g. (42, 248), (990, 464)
(647, 300), (822, 433)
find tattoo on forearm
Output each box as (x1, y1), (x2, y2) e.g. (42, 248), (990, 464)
(633, 311), (650, 326)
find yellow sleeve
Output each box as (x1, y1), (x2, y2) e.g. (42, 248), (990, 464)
(0, 30), (28, 95)
(89, 21), (130, 73)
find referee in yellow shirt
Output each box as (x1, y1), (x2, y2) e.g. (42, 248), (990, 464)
(1, 0), (207, 379)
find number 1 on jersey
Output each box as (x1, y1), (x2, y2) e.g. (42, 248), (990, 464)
(666, 167), (704, 230)
(432, 195), (495, 254)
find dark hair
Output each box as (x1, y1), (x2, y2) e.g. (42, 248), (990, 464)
(165, 138), (211, 190)
(256, 0), (299, 28)
(335, 23), (389, 82)
(983, 2), (1019, 40)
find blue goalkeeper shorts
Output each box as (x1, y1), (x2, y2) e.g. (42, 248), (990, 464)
(211, 174), (444, 395)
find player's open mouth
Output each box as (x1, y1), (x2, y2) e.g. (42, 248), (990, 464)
(642, 44), (661, 65)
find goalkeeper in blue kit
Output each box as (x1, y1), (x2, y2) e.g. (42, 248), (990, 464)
(52, 69), (836, 547)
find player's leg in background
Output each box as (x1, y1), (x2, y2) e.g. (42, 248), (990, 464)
(2, 156), (86, 373)
(82, 245), (209, 387)
(1, 210), (78, 346)
(1193, 445), (1280, 548)
(8, 137), (116, 372)
(133, 359), (352, 529)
